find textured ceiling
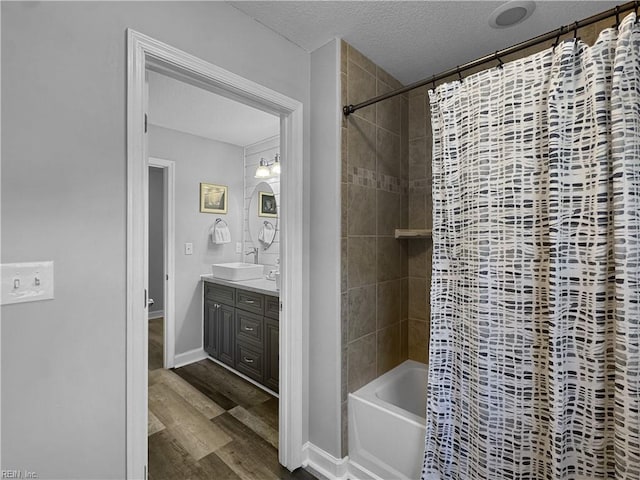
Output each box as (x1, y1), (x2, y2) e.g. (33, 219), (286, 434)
(148, 71), (279, 146)
(229, 1), (619, 85)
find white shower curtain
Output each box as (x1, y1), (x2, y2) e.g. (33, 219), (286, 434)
(423, 13), (640, 480)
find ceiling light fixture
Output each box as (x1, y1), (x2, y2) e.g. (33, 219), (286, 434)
(489, 1), (536, 29)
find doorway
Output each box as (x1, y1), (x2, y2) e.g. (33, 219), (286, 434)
(148, 158), (176, 370)
(127, 30), (305, 479)
(148, 165), (164, 370)
(146, 70), (289, 477)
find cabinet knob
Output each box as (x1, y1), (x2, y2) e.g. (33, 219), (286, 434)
(244, 326), (255, 332)
(243, 357), (254, 364)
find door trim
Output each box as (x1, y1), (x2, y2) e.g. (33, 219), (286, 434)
(127, 29), (305, 478)
(148, 157), (176, 369)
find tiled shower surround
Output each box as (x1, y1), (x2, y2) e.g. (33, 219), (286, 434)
(339, 16), (617, 457)
(340, 40), (413, 455)
(407, 87), (433, 364)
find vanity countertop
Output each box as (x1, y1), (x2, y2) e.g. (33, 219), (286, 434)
(201, 274), (279, 297)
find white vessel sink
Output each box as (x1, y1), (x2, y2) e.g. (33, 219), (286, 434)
(211, 262), (263, 281)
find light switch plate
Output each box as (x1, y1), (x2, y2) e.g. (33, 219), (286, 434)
(1, 261), (54, 305)
(184, 243), (193, 255)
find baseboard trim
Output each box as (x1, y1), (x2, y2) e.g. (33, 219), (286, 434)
(173, 348), (207, 368)
(148, 310), (164, 320)
(347, 460), (384, 480)
(302, 442), (349, 480)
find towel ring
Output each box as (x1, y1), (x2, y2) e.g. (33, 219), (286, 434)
(215, 218), (228, 228)
(263, 220), (274, 227)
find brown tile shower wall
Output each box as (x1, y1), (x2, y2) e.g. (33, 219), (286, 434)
(407, 86), (432, 364)
(340, 40), (409, 455)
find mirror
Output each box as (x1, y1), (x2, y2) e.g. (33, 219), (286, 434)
(248, 182), (278, 250)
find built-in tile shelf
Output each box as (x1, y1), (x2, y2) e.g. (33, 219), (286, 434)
(394, 228), (432, 239)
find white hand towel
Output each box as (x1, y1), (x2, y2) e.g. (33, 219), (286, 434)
(212, 222), (231, 244)
(258, 223), (276, 246)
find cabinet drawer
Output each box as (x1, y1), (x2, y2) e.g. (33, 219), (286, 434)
(265, 296), (280, 320)
(235, 289), (264, 315)
(236, 310), (263, 346)
(235, 341), (263, 383)
(205, 283), (235, 306)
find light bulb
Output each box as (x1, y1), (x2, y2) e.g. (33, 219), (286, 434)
(255, 158), (271, 178)
(269, 153), (281, 176)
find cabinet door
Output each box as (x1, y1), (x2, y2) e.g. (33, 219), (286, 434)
(264, 318), (279, 393)
(218, 304), (235, 367)
(204, 301), (219, 359)
(265, 296), (279, 320)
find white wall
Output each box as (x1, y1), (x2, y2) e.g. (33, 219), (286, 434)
(309, 39), (342, 458)
(149, 126), (244, 355)
(244, 136), (281, 268)
(1, 2), (310, 478)
(149, 167), (165, 316)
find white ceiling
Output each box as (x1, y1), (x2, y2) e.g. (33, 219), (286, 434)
(229, 1), (619, 85)
(147, 71), (279, 146)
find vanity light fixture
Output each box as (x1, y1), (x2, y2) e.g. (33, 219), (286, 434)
(254, 154), (281, 179)
(255, 158), (272, 178)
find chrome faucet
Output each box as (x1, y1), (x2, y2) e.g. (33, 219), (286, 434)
(245, 247), (259, 264)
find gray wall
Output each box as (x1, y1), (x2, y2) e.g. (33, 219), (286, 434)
(148, 125), (244, 356)
(1, 2), (309, 478)
(309, 39), (342, 458)
(149, 167), (165, 316)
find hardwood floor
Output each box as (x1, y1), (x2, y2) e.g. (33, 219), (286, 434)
(149, 317), (164, 371)
(148, 318), (316, 480)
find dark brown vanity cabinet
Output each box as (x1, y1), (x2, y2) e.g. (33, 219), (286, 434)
(204, 282), (279, 393)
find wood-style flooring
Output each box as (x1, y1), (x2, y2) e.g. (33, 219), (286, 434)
(147, 318), (316, 480)
(149, 317), (164, 371)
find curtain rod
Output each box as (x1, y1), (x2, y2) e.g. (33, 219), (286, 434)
(343, 1), (639, 116)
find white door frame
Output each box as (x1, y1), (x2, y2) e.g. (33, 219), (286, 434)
(148, 157), (176, 369)
(127, 30), (305, 479)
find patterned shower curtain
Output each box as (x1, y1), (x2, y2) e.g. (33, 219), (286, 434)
(423, 13), (640, 480)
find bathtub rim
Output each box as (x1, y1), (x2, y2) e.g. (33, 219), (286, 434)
(348, 360), (429, 480)
(350, 359), (428, 426)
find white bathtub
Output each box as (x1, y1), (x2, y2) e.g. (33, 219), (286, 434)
(348, 360), (427, 480)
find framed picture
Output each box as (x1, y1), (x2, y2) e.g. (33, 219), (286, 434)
(200, 183), (228, 214)
(259, 192), (277, 217)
